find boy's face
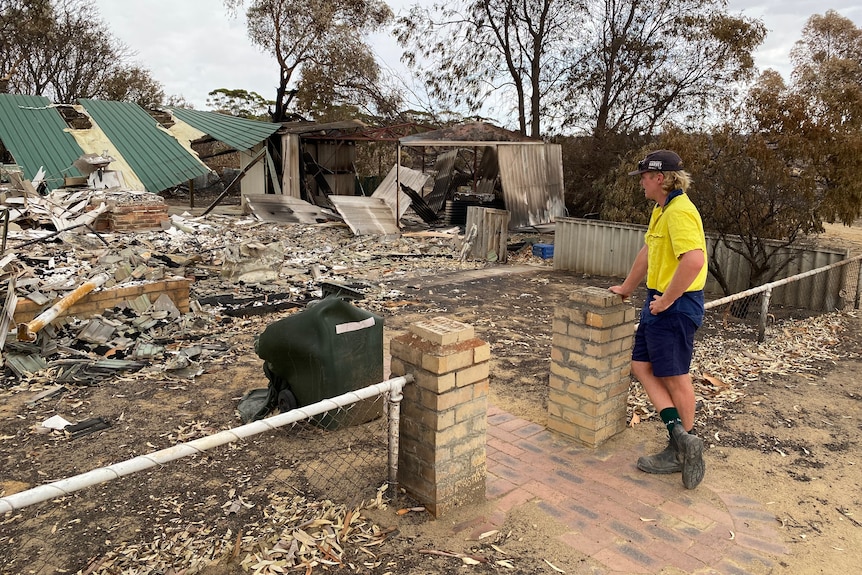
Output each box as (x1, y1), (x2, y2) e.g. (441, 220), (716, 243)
(640, 171), (665, 203)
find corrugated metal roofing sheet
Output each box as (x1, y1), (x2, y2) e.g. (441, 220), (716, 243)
(167, 108), (280, 152)
(371, 164), (430, 219)
(4, 352), (48, 378)
(78, 98), (210, 193)
(245, 195), (337, 224)
(497, 143), (566, 228)
(329, 196), (399, 235)
(0, 94), (85, 190)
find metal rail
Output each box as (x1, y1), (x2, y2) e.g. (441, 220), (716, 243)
(0, 374), (413, 513)
(704, 253), (862, 341)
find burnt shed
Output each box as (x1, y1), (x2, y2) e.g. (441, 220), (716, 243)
(397, 122), (566, 230)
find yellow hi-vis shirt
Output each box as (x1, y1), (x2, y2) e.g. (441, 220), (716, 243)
(645, 192), (708, 293)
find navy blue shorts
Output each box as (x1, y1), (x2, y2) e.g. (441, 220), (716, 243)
(632, 313), (697, 377)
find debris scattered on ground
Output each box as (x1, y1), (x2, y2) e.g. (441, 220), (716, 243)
(0, 201), (508, 392)
(628, 311), (859, 424)
(3, 187), (859, 574)
(80, 485), (396, 575)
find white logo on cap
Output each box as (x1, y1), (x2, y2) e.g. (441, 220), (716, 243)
(648, 160), (663, 170)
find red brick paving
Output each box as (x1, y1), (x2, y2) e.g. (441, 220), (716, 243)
(473, 404), (788, 574)
(385, 266), (790, 573)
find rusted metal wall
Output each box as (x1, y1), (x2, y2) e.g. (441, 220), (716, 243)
(554, 217), (850, 306)
(497, 144), (566, 229)
(425, 150), (458, 212)
(314, 142), (354, 196)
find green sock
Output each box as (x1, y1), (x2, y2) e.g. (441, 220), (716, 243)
(660, 407), (682, 436)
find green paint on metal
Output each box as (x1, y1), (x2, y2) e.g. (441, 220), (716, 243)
(79, 99), (210, 192)
(167, 107), (280, 152)
(0, 94), (84, 190)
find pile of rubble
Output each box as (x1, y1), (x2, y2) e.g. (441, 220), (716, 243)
(0, 185), (512, 390)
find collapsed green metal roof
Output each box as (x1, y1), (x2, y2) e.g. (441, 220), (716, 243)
(167, 107), (281, 152)
(78, 98), (210, 193)
(0, 94), (85, 190)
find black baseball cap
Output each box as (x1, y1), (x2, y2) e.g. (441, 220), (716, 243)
(628, 150), (683, 175)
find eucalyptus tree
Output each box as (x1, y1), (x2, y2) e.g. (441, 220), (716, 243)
(395, 0), (764, 138)
(0, 0), (164, 106)
(292, 30), (403, 122)
(224, 0), (399, 122)
(206, 88), (274, 120)
(789, 9), (862, 225)
(101, 66), (165, 109)
(568, 0), (765, 137)
(1, 0), (51, 92)
(396, 0), (580, 137)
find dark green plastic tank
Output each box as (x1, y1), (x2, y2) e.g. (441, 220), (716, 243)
(254, 296), (383, 429)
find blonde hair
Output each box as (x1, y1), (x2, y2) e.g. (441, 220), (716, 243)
(662, 170), (692, 193)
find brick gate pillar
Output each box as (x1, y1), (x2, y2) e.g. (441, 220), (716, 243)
(389, 317), (490, 517)
(548, 286), (636, 447)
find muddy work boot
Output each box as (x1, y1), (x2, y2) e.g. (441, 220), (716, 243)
(637, 438), (682, 474)
(671, 424), (705, 489)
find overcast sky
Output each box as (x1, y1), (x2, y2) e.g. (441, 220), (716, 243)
(93, 0), (862, 115)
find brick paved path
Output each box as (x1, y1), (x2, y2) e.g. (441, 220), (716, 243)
(385, 266), (789, 573)
(457, 406), (789, 574)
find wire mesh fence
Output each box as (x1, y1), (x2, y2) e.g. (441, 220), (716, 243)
(271, 394), (393, 504)
(702, 254), (862, 342)
(0, 381), (409, 574)
(0, 377), (410, 515)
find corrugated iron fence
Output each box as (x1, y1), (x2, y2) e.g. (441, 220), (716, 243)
(554, 217), (862, 341)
